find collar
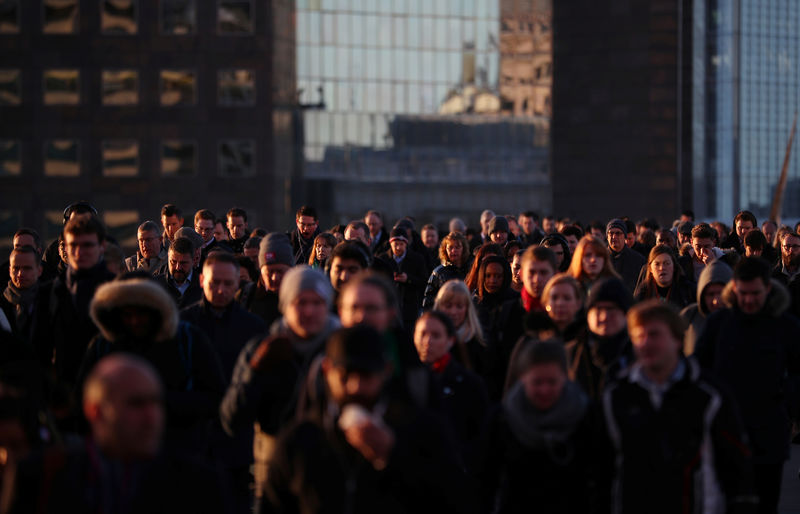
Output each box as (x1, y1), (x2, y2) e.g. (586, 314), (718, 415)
(202, 236), (215, 249)
(171, 269), (193, 286)
(394, 250), (406, 263)
(629, 359), (686, 409)
(521, 287), (543, 313)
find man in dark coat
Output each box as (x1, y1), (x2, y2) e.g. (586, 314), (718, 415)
(155, 237), (204, 309)
(2, 245), (44, 346)
(606, 218), (646, 294)
(378, 228), (427, 331)
(695, 256), (800, 514)
(288, 205), (321, 265)
(260, 325), (475, 514)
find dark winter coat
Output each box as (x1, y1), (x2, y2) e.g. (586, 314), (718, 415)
(565, 330), (634, 400)
(679, 260), (733, 355)
(695, 279), (800, 464)
(633, 274), (696, 311)
(289, 227), (320, 266)
(378, 249), (428, 330)
(236, 281), (282, 329)
(154, 270), (203, 310)
(610, 246), (646, 294)
(422, 263), (468, 310)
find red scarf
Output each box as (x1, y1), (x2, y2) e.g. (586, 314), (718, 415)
(431, 353), (452, 374)
(521, 287), (543, 313)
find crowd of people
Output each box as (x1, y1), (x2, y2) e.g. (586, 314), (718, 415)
(0, 200), (799, 513)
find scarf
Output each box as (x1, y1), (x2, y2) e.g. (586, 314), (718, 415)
(3, 281), (39, 330)
(503, 380), (588, 465)
(66, 261), (108, 316)
(431, 353), (451, 374)
(520, 287), (543, 313)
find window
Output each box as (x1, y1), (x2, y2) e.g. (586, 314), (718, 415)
(43, 69), (80, 105)
(0, 69), (20, 105)
(44, 140), (80, 176)
(102, 70), (138, 105)
(161, 140), (196, 175)
(0, 140), (20, 176)
(218, 69), (255, 106)
(102, 140), (138, 176)
(0, 0), (19, 34)
(218, 140), (254, 176)
(101, 0), (137, 35)
(160, 70), (196, 106)
(218, 1), (253, 34)
(161, 0), (195, 35)
(43, 0), (78, 34)
(103, 211), (140, 247)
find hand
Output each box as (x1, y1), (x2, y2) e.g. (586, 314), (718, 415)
(394, 272), (408, 283)
(343, 419), (395, 470)
(699, 247), (716, 265)
(248, 335), (292, 372)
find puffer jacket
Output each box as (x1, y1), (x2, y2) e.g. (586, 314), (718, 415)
(422, 263), (468, 309)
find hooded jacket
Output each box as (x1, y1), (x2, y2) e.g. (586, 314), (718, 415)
(695, 279), (800, 464)
(680, 261), (733, 355)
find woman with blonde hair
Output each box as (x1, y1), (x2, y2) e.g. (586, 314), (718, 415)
(423, 231), (471, 309)
(434, 280), (487, 376)
(567, 235), (619, 297)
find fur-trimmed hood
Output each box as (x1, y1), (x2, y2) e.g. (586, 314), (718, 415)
(90, 278), (179, 342)
(721, 278), (790, 318)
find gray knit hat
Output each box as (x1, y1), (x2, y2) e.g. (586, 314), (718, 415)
(606, 218), (627, 235)
(278, 265), (334, 313)
(259, 232), (294, 268)
(174, 227), (204, 250)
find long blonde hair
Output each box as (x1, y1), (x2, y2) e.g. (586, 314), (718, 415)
(434, 280), (484, 345)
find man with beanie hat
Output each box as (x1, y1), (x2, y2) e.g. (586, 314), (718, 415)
(606, 218), (646, 294)
(239, 233), (294, 327)
(378, 228), (427, 330)
(488, 216), (510, 245)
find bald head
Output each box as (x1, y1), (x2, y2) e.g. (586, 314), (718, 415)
(83, 354), (164, 461)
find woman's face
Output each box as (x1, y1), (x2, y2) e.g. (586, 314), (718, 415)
(545, 283), (581, 325)
(315, 243), (332, 261)
(545, 243), (565, 268)
(521, 362), (566, 411)
(414, 316), (454, 364)
(650, 253), (674, 288)
(582, 247), (603, 279)
(439, 296), (468, 328)
(446, 241), (463, 264)
(484, 263), (505, 294)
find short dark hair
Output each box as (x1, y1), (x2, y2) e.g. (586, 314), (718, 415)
(516, 340), (568, 374)
(418, 310), (456, 338)
(345, 220), (369, 237)
(227, 207), (247, 222)
(138, 221), (160, 234)
(62, 201), (98, 224)
(204, 250), (240, 271)
(734, 210), (757, 228)
(161, 204), (182, 218)
(681, 209), (695, 221)
(421, 223), (436, 233)
(244, 236), (262, 250)
(691, 223), (717, 241)
(743, 230), (767, 251)
(624, 219), (636, 235)
(627, 299), (686, 344)
(560, 225), (583, 239)
(194, 209), (215, 224)
(521, 245), (557, 271)
(521, 210), (540, 222)
(296, 206), (318, 221)
(13, 228), (42, 251)
(340, 272), (398, 313)
(733, 256), (771, 286)
(10, 245), (42, 263)
(63, 216), (105, 243)
(330, 241), (370, 269)
(237, 255), (258, 282)
(250, 228), (268, 238)
(169, 237), (194, 256)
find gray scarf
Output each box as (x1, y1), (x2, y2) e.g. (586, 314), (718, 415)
(3, 281), (39, 328)
(503, 380), (588, 465)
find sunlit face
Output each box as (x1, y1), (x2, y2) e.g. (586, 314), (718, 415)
(213, 221), (228, 242)
(522, 259), (555, 298)
(422, 229), (438, 249)
(390, 239), (407, 258)
(365, 213), (382, 237)
(483, 262), (505, 294)
(543, 243), (565, 269)
(733, 278), (770, 315)
(194, 219), (214, 244)
(781, 234), (800, 267)
(736, 219), (755, 241)
(9, 251), (41, 290)
(437, 295), (468, 328)
(511, 253), (523, 287)
(201, 261), (239, 309)
(13, 234), (37, 251)
(542, 218), (556, 234)
(629, 320), (680, 376)
(564, 235), (578, 253)
(587, 301), (626, 338)
(324, 363), (386, 409)
(607, 228), (626, 253)
(414, 316), (454, 364)
(545, 283), (581, 325)
(260, 263), (290, 293)
(518, 215), (534, 235)
(762, 222), (777, 245)
(297, 215), (318, 239)
(315, 243), (333, 262)
(691, 237), (714, 261)
(284, 290), (328, 339)
(490, 231), (508, 245)
(338, 283), (393, 333)
(168, 250), (193, 284)
(161, 215), (183, 241)
(345, 226), (369, 246)
(446, 241), (463, 264)
(582, 248), (604, 279)
(227, 216), (247, 240)
(702, 283), (726, 314)
(520, 363), (566, 411)
(64, 232), (103, 270)
(650, 253), (674, 288)
(137, 230), (161, 259)
(330, 257), (364, 292)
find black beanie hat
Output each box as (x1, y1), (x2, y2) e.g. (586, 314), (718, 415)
(587, 277), (633, 313)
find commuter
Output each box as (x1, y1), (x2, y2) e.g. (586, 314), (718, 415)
(633, 244), (695, 310)
(423, 231), (471, 309)
(606, 219), (645, 294)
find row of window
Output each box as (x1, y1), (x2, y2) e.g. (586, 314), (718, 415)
(0, 0), (254, 36)
(297, 0), (499, 20)
(0, 139), (255, 177)
(0, 69), (255, 106)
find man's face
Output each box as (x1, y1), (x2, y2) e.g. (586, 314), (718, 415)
(564, 234), (578, 253)
(227, 216), (247, 240)
(330, 257), (364, 291)
(522, 259), (555, 298)
(98, 369), (164, 461)
(480, 214), (493, 235)
(691, 237), (714, 261)
(390, 239), (407, 258)
(422, 229), (438, 249)
(324, 362), (386, 409)
(137, 229), (161, 259)
(625, 232), (635, 248)
(64, 232), (102, 270)
(782, 234), (800, 269)
(243, 246), (259, 264)
(511, 253), (523, 287)
(736, 219), (755, 241)
(297, 215), (318, 239)
(587, 301), (626, 338)
(520, 362), (566, 411)
(284, 290), (328, 339)
(345, 226), (369, 246)
(702, 283), (726, 314)
(590, 227), (604, 240)
(518, 215), (534, 235)
(9, 252), (41, 290)
(542, 218), (556, 234)
(12, 234), (37, 251)
(161, 215), (183, 241)
(629, 320), (680, 377)
(733, 278), (770, 315)
(365, 213), (382, 237)
(213, 221), (228, 242)
(194, 219), (214, 244)
(260, 262), (290, 293)
(762, 222), (777, 245)
(490, 231), (508, 245)
(677, 232), (691, 246)
(168, 250), (193, 284)
(200, 261), (239, 309)
(339, 283), (393, 332)
(507, 219), (521, 238)
(607, 228), (625, 253)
